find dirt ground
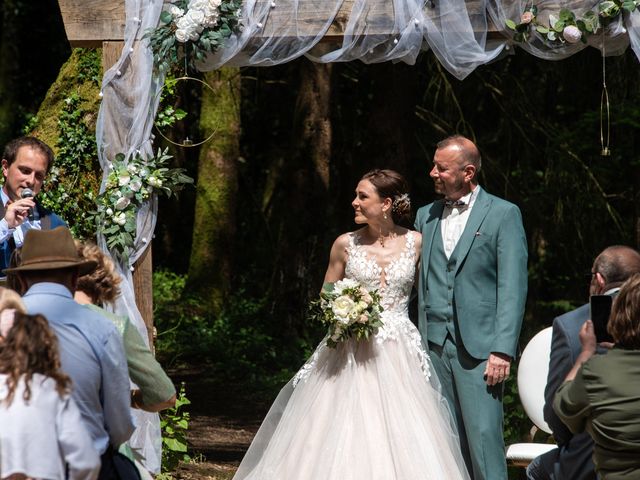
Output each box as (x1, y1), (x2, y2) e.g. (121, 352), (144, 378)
(171, 368), (273, 479)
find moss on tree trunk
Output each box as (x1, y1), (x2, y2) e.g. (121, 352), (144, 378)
(187, 68), (241, 314)
(29, 48), (103, 238)
(31, 49), (102, 147)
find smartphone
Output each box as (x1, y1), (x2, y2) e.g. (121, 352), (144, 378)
(589, 294), (614, 343)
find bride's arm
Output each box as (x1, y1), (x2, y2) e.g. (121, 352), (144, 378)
(323, 233), (349, 285)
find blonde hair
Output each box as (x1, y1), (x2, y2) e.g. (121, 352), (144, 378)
(0, 287), (26, 314)
(75, 241), (121, 305)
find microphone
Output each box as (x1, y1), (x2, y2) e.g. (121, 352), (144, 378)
(20, 188), (35, 222)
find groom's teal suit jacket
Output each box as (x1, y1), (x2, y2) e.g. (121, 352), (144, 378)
(415, 187), (528, 360)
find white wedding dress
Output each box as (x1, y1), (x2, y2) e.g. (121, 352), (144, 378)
(233, 231), (470, 480)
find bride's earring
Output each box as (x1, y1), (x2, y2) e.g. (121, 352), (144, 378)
(383, 212), (388, 220)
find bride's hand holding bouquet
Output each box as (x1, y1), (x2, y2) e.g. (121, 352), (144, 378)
(309, 278), (384, 348)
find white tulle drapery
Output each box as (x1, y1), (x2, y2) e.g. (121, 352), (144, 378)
(94, 0), (640, 473)
(198, 0), (640, 79)
(95, 0), (165, 473)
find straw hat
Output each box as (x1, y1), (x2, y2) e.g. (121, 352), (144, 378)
(3, 227), (97, 275)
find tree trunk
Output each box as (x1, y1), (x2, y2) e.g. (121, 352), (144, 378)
(0, 0), (69, 145)
(186, 68), (241, 314)
(0, 0), (18, 144)
(269, 59), (333, 335)
(362, 62), (418, 176)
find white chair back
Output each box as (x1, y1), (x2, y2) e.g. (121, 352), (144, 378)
(516, 327), (553, 434)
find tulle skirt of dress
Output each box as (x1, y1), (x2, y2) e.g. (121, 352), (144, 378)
(233, 323), (470, 480)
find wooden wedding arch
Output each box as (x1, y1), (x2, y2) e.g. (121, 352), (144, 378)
(54, 0), (615, 341)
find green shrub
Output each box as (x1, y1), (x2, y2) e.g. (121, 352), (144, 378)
(160, 382), (191, 473)
(153, 270), (303, 385)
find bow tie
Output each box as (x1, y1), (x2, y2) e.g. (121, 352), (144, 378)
(444, 199), (467, 208)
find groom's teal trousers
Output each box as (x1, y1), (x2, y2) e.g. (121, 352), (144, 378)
(428, 335), (506, 480)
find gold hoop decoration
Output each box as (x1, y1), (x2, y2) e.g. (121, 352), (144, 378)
(154, 76), (218, 148)
(600, 28), (610, 157)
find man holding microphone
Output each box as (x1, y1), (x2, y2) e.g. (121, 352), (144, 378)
(0, 136), (65, 271)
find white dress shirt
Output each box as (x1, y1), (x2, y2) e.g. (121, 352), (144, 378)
(0, 188), (42, 247)
(440, 186), (480, 259)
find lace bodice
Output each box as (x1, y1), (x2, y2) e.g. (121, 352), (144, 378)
(345, 231), (416, 316)
(293, 230), (431, 387)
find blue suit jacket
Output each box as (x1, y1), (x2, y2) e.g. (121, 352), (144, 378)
(415, 187), (528, 359)
(537, 304), (597, 480)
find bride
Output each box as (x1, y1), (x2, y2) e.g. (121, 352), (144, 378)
(233, 169), (470, 480)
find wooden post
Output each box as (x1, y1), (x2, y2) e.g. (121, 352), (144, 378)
(133, 245), (155, 347)
(102, 40), (155, 347)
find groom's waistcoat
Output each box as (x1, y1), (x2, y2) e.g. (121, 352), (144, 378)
(426, 222), (458, 346)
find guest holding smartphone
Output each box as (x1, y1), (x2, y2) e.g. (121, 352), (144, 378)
(553, 273), (640, 480)
(528, 245), (640, 480)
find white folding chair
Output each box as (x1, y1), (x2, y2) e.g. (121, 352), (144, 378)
(505, 327), (558, 467)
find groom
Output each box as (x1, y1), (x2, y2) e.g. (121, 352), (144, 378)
(415, 135), (528, 480)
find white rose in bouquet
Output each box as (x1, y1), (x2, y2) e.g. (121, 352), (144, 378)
(118, 172), (131, 186)
(562, 25), (582, 44)
(148, 176), (160, 187)
(130, 179), (142, 192)
(169, 5), (185, 18)
(203, 13), (220, 28)
(189, 0), (208, 10)
(113, 212), (127, 226)
(176, 10), (204, 40)
(332, 295), (356, 322)
(115, 196), (131, 210)
(186, 7), (206, 26)
(334, 278), (359, 294)
(175, 29), (189, 42)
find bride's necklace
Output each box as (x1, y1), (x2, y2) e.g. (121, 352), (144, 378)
(378, 228), (397, 248)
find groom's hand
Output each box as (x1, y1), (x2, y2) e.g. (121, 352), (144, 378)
(484, 352), (511, 386)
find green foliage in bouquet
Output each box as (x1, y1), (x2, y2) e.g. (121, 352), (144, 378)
(308, 279), (384, 348)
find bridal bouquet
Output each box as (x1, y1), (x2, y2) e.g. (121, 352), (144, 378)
(309, 279), (384, 348)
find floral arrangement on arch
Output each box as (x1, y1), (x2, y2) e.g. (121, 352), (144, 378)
(90, 149), (193, 263)
(145, 0), (243, 74)
(308, 279), (384, 348)
(506, 1), (640, 46)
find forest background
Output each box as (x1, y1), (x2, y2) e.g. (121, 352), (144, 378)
(2, 0), (640, 475)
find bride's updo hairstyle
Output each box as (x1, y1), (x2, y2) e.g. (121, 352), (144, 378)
(361, 169), (411, 224)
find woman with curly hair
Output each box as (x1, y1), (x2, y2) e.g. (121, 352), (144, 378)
(0, 301), (100, 479)
(74, 241), (176, 413)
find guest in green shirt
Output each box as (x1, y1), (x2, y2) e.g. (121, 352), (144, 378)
(554, 273), (640, 480)
(75, 241), (176, 412)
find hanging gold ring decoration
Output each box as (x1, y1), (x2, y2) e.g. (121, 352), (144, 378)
(154, 76), (218, 148)
(599, 28), (610, 157)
